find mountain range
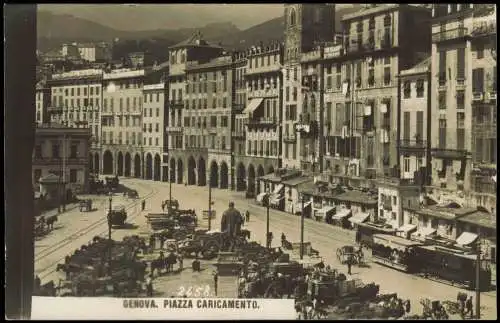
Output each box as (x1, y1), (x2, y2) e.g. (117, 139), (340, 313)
(37, 6), (362, 55)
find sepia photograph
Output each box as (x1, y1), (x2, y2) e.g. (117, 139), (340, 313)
(4, 3), (497, 320)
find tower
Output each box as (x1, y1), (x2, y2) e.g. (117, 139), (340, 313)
(282, 4), (336, 171)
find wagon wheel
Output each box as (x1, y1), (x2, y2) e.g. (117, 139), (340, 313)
(336, 248), (343, 262)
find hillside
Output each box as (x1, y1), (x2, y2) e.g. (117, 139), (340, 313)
(37, 5), (362, 53)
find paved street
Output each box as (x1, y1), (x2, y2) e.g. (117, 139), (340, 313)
(35, 178), (497, 319)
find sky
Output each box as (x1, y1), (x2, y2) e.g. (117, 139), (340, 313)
(38, 4), (356, 31)
(38, 4), (286, 31)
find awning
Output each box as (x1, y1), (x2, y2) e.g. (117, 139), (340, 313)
(349, 212), (370, 224)
(273, 184), (284, 195)
(317, 205), (335, 217)
(270, 195), (284, 205)
(373, 234), (422, 252)
(456, 232), (478, 246)
(364, 105), (372, 116)
(398, 224), (417, 233)
(333, 208), (352, 220)
(256, 192), (267, 203)
(380, 104), (387, 114)
(411, 227), (437, 240)
(295, 201), (312, 212)
(243, 98), (264, 114)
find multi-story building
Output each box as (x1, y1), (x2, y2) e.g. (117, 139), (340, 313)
(36, 81), (51, 125)
(101, 68), (145, 177)
(398, 57), (431, 183)
(232, 51), (249, 191)
(282, 4), (336, 170)
(62, 43), (80, 59)
(322, 4), (431, 189)
(78, 42), (112, 63)
(46, 69), (103, 174)
(33, 123), (91, 197)
(142, 82), (168, 181)
(184, 55), (234, 189)
(166, 31), (224, 186)
(429, 4), (496, 211)
(236, 42), (283, 196)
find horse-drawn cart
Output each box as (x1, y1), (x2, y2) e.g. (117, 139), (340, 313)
(109, 205), (127, 226)
(127, 190), (139, 199)
(79, 199), (92, 212)
(336, 245), (364, 265)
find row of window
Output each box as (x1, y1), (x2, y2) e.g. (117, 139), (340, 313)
(52, 86), (100, 97)
(102, 116), (141, 127)
(143, 108), (161, 118)
(182, 115), (229, 128)
(184, 135), (228, 150)
(179, 97), (229, 110)
(101, 131), (141, 145)
(144, 92), (162, 103)
(55, 111), (99, 122)
(246, 140), (279, 156)
(403, 80), (426, 99)
(248, 54), (280, 69)
(142, 123), (161, 133)
(33, 169), (79, 183)
(33, 143), (80, 159)
(104, 80), (143, 90)
(438, 90), (465, 110)
(52, 96), (100, 108)
(143, 136), (160, 147)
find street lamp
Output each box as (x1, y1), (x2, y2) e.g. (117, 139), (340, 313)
(208, 177), (213, 231)
(475, 231), (482, 320)
(264, 185), (271, 249)
(300, 192), (306, 260)
(107, 191), (113, 276)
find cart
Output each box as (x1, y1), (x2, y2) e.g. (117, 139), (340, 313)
(336, 245), (363, 265)
(79, 199), (92, 212)
(127, 190), (139, 199)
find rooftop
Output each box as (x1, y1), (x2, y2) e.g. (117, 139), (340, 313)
(457, 211), (496, 230)
(405, 204), (478, 221)
(399, 56), (431, 76)
(333, 190), (378, 205)
(282, 176), (313, 187)
(170, 31), (223, 50)
(186, 56), (233, 71)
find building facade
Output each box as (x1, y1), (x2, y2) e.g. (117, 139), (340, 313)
(429, 4), (497, 211)
(398, 57), (431, 183)
(142, 82), (168, 181)
(36, 81), (51, 126)
(46, 69), (103, 173)
(166, 32), (224, 187)
(236, 42), (283, 196)
(101, 69), (145, 177)
(32, 124), (91, 195)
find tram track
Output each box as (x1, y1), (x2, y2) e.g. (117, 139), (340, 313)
(36, 183), (160, 280)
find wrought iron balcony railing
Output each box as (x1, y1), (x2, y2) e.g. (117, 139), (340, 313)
(432, 27), (469, 43)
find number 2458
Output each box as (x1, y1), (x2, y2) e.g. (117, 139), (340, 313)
(177, 285), (211, 297)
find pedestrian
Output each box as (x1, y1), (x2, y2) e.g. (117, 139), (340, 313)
(405, 299), (411, 316)
(159, 235), (165, 249)
(146, 274), (153, 297)
(245, 210), (250, 222)
(213, 270), (218, 296)
(34, 275), (41, 291)
(465, 296), (473, 318)
(267, 232), (273, 248)
(347, 255), (353, 275)
(161, 201), (165, 212)
(192, 258), (200, 272)
(281, 232), (287, 247)
(142, 199), (146, 211)
(178, 255), (184, 271)
(149, 235), (156, 251)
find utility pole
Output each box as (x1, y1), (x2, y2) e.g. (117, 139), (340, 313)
(475, 229), (481, 319)
(265, 184), (270, 249)
(107, 192), (112, 276)
(300, 193), (305, 260)
(208, 179), (212, 231)
(62, 134), (67, 211)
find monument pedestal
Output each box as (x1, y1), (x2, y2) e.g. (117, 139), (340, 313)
(214, 252), (244, 298)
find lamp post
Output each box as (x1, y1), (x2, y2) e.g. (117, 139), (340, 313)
(107, 191), (113, 276)
(169, 172), (172, 202)
(475, 230), (481, 320)
(208, 178), (212, 231)
(265, 185), (271, 249)
(300, 192), (305, 260)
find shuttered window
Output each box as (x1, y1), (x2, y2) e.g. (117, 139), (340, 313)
(326, 102), (332, 126)
(472, 68), (484, 92)
(335, 103), (344, 134)
(475, 138), (483, 162)
(439, 51), (447, 82)
(438, 119), (447, 149)
(416, 111), (424, 142)
(457, 128), (465, 150)
(403, 112), (411, 141)
(456, 48), (465, 80)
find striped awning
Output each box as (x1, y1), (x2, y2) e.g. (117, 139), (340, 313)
(316, 205), (335, 217)
(273, 184), (284, 194)
(243, 98), (264, 114)
(349, 212), (370, 224)
(256, 192), (267, 203)
(333, 208), (352, 220)
(456, 232), (478, 246)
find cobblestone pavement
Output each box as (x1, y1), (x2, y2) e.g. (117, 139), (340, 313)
(35, 178), (497, 320)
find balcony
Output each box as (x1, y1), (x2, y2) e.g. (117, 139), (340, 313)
(247, 119), (278, 131)
(283, 134), (296, 143)
(399, 139), (427, 152)
(472, 16), (496, 38)
(231, 131), (246, 139)
(33, 157), (87, 165)
(431, 147), (470, 159)
(324, 45), (343, 59)
(47, 106), (63, 114)
(169, 100), (184, 109)
(432, 27), (469, 43)
(165, 126), (183, 133)
(247, 88), (279, 99)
